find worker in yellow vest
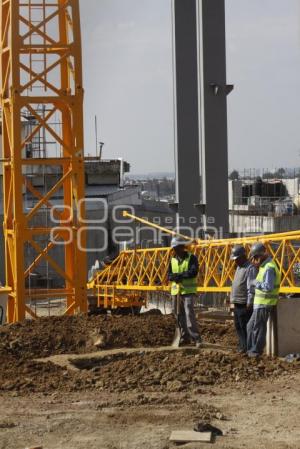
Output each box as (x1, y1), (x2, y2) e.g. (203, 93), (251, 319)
(247, 242), (281, 358)
(168, 237), (202, 347)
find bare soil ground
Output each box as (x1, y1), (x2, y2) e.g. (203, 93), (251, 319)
(0, 314), (299, 449)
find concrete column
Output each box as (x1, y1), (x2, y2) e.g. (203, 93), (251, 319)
(172, 0), (202, 237)
(172, 0), (230, 237)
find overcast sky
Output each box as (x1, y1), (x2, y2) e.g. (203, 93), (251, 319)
(80, 0), (300, 174)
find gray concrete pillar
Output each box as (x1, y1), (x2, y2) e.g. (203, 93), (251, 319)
(172, 0), (230, 238)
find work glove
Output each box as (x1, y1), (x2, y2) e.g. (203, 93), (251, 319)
(173, 274), (183, 283)
(169, 273), (182, 283)
(169, 273), (177, 282)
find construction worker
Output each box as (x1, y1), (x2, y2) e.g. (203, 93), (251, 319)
(168, 237), (202, 347)
(247, 242), (281, 358)
(230, 245), (258, 353)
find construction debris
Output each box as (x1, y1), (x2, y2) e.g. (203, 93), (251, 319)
(194, 421), (223, 436)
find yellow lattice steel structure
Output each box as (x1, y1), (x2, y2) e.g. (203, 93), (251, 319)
(88, 219), (300, 309)
(0, 0), (87, 322)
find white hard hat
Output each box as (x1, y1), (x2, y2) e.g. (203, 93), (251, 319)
(171, 237), (189, 248)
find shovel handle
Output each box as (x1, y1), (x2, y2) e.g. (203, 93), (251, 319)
(176, 292), (181, 316)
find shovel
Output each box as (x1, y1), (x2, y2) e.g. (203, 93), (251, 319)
(172, 290), (182, 347)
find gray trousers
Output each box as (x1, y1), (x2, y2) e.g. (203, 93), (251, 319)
(247, 307), (275, 355)
(172, 294), (200, 341)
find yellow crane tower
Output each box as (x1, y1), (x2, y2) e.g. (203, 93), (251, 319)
(0, 0), (87, 322)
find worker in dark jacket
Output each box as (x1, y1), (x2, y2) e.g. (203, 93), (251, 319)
(247, 243), (281, 358)
(168, 237), (201, 347)
(230, 245), (258, 353)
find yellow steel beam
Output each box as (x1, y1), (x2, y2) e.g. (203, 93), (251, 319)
(123, 211), (194, 242)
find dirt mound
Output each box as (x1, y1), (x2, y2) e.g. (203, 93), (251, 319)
(0, 349), (297, 395)
(0, 315), (174, 359)
(0, 314), (251, 396)
(200, 320), (237, 347)
(0, 315), (236, 359)
(0, 354), (75, 393)
(71, 350), (296, 393)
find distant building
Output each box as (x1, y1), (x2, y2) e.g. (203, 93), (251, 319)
(229, 177), (300, 235)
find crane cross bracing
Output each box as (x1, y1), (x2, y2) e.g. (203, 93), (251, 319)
(89, 223), (300, 309)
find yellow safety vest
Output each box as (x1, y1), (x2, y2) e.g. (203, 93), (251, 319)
(170, 253), (197, 296)
(254, 260), (281, 306)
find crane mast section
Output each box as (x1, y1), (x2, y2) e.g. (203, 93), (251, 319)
(0, 0), (87, 322)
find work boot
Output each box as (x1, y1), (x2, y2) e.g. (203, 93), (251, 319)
(237, 347), (246, 354)
(179, 337), (190, 346)
(195, 339), (202, 349)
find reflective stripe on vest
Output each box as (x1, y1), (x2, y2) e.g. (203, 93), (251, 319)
(254, 260), (281, 306)
(171, 253), (197, 295)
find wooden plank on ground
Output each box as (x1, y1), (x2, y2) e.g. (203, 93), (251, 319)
(25, 446), (43, 449)
(170, 431), (212, 443)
